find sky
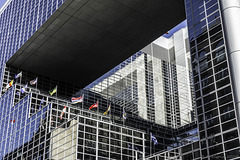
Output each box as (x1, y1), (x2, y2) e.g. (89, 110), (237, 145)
(162, 20), (187, 38)
(0, 0), (7, 10)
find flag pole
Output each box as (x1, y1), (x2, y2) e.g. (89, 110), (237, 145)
(19, 75), (22, 100)
(56, 85), (58, 98)
(20, 73), (22, 87)
(123, 107), (125, 126)
(135, 150), (137, 160)
(82, 94), (84, 114)
(36, 77), (38, 91)
(97, 100), (99, 120)
(150, 133), (152, 155)
(109, 103), (112, 122)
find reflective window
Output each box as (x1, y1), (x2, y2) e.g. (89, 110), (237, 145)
(203, 93), (216, 104)
(222, 120), (237, 131)
(208, 135), (221, 147)
(224, 139), (240, 150)
(223, 130), (238, 141)
(217, 86), (231, 98)
(197, 40), (209, 52)
(220, 102), (234, 114)
(207, 4), (219, 15)
(209, 144), (223, 155)
(198, 47), (210, 59)
(211, 38), (224, 50)
(216, 77), (230, 89)
(221, 111), (235, 122)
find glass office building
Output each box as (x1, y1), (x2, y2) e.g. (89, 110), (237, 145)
(0, 24), (197, 159)
(0, 83), (146, 159)
(0, 0), (68, 92)
(0, 1), (197, 157)
(148, 0), (240, 159)
(185, 0), (240, 159)
(3, 0), (240, 159)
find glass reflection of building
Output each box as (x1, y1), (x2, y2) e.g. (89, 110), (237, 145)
(0, 0), (199, 159)
(186, 0), (240, 159)
(80, 25), (198, 155)
(0, 81), (146, 159)
(148, 0), (240, 159)
(0, 19), (197, 160)
(86, 26), (196, 129)
(0, 0), (239, 159)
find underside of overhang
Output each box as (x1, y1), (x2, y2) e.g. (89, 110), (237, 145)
(7, 0), (185, 88)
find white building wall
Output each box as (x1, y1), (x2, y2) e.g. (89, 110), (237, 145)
(152, 53), (165, 125)
(89, 27), (193, 127)
(173, 28), (193, 125)
(135, 54), (148, 120)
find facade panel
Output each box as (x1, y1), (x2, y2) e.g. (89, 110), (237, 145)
(184, 0), (240, 159)
(0, 0), (203, 159)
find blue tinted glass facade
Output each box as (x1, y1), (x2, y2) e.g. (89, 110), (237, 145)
(0, 3), (67, 157)
(4, 0), (236, 159)
(0, 0), (66, 92)
(0, 85), (51, 159)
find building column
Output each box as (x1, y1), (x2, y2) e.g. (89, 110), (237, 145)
(219, 0), (240, 124)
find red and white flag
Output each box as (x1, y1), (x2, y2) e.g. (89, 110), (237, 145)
(60, 106), (67, 119)
(89, 101), (98, 110)
(71, 94), (84, 104)
(10, 119), (15, 125)
(30, 77), (38, 85)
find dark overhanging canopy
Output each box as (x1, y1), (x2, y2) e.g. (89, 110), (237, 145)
(7, 0), (186, 88)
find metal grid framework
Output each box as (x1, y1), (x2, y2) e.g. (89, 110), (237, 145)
(145, 141), (200, 160)
(0, 45), (199, 159)
(0, 0), (67, 95)
(82, 45), (198, 153)
(0, 82), (146, 160)
(86, 49), (195, 129)
(49, 116), (145, 160)
(0, 4), (199, 157)
(0, 66), (166, 155)
(185, 0), (240, 159)
(0, 86), (51, 160)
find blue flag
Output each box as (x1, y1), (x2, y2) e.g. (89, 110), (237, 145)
(128, 143), (132, 149)
(15, 71), (22, 79)
(151, 132), (158, 145)
(30, 77), (38, 85)
(39, 98), (44, 110)
(20, 83), (28, 94)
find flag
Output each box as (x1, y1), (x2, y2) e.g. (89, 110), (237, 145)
(128, 143), (132, 149)
(89, 101), (98, 110)
(6, 80), (14, 90)
(134, 146), (139, 150)
(30, 77), (38, 85)
(151, 132), (158, 145)
(103, 104), (110, 115)
(39, 98), (44, 110)
(4, 80), (14, 92)
(49, 86), (57, 96)
(20, 83), (28, 94)
(71, 94), (84, 104)
(51, 116), (54, 126)
(31, 107), (35, 113)
(16, 92), (20, 96)
(123, 107), (127, 120)
(10, 119), (15, 125)
(60, 106), (66, 119)
(15, 71), (22, 79)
